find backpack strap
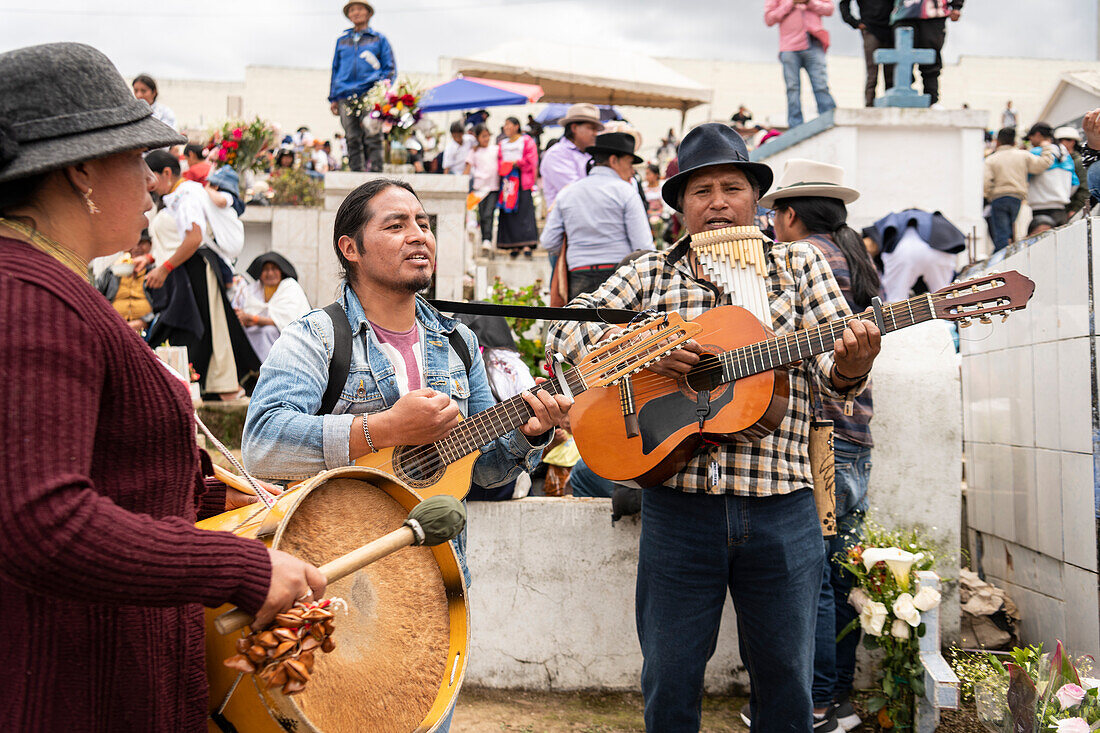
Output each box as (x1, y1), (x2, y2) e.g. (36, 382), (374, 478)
(318, 302), (352, 416)
(447, 329), (473, 377)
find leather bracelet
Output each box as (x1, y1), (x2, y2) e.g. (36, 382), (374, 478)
(361, 414), (376, 453)
(833, 364), (869, 383)
(163, 261), (174, 273)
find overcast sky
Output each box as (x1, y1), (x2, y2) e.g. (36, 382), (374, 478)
(0, 0), (1096, 80)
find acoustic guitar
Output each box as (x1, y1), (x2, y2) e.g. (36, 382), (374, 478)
(354, 311), (702, 499)
(569, 271), (1035, 487)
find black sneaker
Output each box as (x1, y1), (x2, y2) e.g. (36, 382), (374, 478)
(813, 711), (840, 732)
(832, 699), (862, 731)
(740, 703), (752, 727)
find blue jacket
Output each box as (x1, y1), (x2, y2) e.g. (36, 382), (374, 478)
(328, 27), (396, 102)
(242, 283), (548, 483)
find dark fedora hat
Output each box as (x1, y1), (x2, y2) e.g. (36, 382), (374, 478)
(0, 42), (185, 185)
(586, 132), (643, 165)
(661, 123), (774, 211)
(247, 252), (298, 282)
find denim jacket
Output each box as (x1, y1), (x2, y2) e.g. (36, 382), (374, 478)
(242, 283), (549, 482)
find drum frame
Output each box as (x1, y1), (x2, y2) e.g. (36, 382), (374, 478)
(202, 466), (469, 733)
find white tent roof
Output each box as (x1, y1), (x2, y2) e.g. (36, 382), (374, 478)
(1038, 70), (1100, 128)
(448, 40), (712, 112)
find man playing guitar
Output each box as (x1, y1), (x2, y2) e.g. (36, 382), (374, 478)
(242, 178), (571, 729)
(546, 124), (881, 733)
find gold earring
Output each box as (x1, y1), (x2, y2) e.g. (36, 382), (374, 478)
(83, 188), (101, 215)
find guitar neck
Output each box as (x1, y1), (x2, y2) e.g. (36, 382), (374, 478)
(719, 293), (937, 381)
(433, 368), (588, 464)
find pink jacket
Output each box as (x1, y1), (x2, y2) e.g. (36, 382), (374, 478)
(498, 134), (539, 191)
(764, 0), (833, 52)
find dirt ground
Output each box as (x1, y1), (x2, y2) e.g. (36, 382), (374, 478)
(450, 687), (987, 732)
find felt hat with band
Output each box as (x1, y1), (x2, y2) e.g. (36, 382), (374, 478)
(758, 158), (860, 209)
(247, 252), (299, 282)
(585, 132), (643, 165)
(343, 1), (375, 17)
(661, 123), (774, 212)
(1054, 126), (1081, 142)
(558, 103), (605, 130)
(0, 43), (185, 185)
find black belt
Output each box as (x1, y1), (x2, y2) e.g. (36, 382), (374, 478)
(569, 263), (618, 272)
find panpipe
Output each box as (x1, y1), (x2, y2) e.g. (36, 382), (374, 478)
(689, 226), (771, 325)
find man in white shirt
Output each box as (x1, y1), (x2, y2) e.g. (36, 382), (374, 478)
(442, 121), (476, 175)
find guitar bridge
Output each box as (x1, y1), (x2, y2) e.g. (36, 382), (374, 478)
(619, 379), (640, 438)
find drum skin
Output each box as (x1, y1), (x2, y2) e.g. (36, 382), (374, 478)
(200, 466), (469, 733)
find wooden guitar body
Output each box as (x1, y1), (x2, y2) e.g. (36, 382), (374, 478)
(355, 447), (480, 501)
(571, 306), (789, 486)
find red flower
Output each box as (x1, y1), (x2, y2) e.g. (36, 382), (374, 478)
(217, 148), (228, 161)
(232, 127), (243, 140)
(402, 94), (415, 106)
(226, 140), (239, 149)
(387, 93), (397, 103)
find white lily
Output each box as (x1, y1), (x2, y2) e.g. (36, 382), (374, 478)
(891, 618), (910, 639)
(859, 600), (888, 637)
(892, 592), (922, 627)
(862, 547), (924, 591)
(912, 586), (942, 612)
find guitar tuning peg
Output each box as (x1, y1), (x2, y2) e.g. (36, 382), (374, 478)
(959, 318), (972, 328)
(979, 315), (992, 325)
(1001, 313), (1010, 323)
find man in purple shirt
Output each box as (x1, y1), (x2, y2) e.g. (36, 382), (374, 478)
(540, 103), (604, 210)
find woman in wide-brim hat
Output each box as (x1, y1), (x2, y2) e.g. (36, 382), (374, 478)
(234, 252), (312, 362)
(0, 42), (323, 731)
(764, 158), (881, 716)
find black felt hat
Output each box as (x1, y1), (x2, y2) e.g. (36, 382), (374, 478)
(247, 252), (298, 281)
(585, 132), (643, 165)
(0, 43), (186, 184)
(661, 123), (774, 211)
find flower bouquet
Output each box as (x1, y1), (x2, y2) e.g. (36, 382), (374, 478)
(838, 528), (942, 730)
(968, 643), (1100, 733)
(358, 76), (425, 142)
(209, 117), (277, 193)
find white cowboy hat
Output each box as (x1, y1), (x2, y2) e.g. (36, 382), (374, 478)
(343, 1), (375, 17)
(557, 103), (605, 130)
(1054, 126), (1082, 142)
(758, 158), (860, 209)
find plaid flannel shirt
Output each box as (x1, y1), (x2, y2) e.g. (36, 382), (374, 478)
(546, 236), (868, 497)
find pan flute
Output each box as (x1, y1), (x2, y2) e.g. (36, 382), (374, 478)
(689, 226), (771, 325)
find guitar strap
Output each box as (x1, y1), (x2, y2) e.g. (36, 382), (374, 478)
(428, 299), (642, 324)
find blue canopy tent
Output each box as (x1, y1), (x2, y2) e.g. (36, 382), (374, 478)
(419, 77), (530, 113)
(534, 103), (623, 127)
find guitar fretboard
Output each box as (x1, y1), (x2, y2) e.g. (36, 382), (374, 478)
(719, 293), (936, 381)
(433, 368), (588, 463)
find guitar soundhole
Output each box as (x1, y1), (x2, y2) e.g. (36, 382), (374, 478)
(392, 444), (446, 489)
(686, 353), (725, 392)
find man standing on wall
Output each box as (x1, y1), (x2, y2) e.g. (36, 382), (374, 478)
(890, 0), (963, 107)
(329, 1), (396, 172)
(839, 0), (895, 106)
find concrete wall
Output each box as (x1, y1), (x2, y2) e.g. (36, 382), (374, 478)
(751, 107), (988, 253)
(960, 219), (1100, 659)
(464, 320), (962, 692)
(152, 54), (1100, 160)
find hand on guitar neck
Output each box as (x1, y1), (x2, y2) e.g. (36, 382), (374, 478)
(350, 384), (572, 460)
(640, 314), (882, 388)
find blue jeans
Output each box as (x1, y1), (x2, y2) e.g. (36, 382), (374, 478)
(637, 486), (824, 732)
(569, 457), (618, 498)
(989, 196), (1022, 252)
(1088, 161), (1100, 203)
(812, 438), (871, 706)
(780, 39), (836, 129)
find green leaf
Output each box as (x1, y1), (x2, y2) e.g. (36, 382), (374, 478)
(912, 676), (926, 697)
(863, 634), (879, 650)
(884, 676), (895, 696)
(917, 623), (926, 638)
(867, 696), (888, 713)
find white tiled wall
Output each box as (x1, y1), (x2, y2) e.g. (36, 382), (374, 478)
(960, 219), (1099, 658)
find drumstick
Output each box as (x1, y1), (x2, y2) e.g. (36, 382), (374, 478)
(213, 494), (466, 635)
(212, 463), (257, 496)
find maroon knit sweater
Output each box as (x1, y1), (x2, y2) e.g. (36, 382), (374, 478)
(0, 237), (272, 731)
